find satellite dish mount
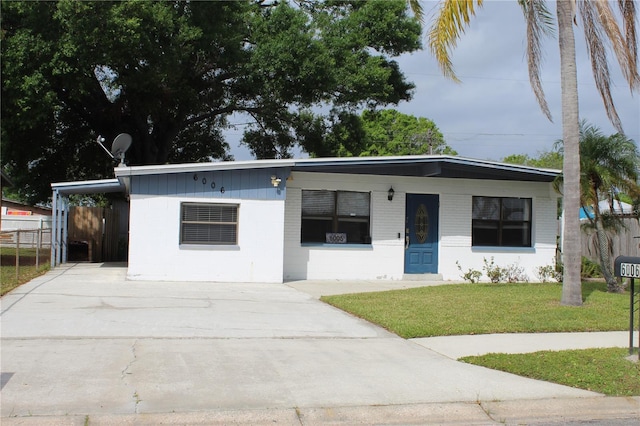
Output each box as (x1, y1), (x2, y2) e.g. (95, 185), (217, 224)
(96, 133), (132, 166)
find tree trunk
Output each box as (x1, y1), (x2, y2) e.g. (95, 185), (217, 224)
(592, 200), (622, 292)
(557, 1), (583, 306)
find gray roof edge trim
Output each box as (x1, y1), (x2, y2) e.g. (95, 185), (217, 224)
(292, 155), (561, 176)
(51, 178), (125, 195)
(111, 155), (560, 178)
(443, 157), (561, 176)
(114, 159), (296, 177)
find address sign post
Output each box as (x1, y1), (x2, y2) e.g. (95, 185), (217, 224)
(614, 256), (640, 356)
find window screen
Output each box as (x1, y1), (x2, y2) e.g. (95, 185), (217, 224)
(181, 203), (238, 245)
(472, 197), (531, 247)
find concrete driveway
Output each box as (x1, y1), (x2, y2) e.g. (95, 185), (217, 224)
(0, 263), (602, 423)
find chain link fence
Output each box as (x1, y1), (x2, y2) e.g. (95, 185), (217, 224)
(1, 227), (52, 285)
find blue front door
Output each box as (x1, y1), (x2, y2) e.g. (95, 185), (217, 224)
(404, 194), (439, 274)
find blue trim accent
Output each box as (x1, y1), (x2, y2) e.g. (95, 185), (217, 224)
(472, 246), (536, 253)
(131, 167), (289, 200)
(301, 243), (373, 250)
(179, 244), (241, 251)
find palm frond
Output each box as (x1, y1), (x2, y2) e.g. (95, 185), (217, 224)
(618, 0), (639, 89)
(521, 0), (554, 121)
(407, 0), (424, 23)
(578, 1), (622, 133)
(578, 1), (640, 134)
(428, 0), (484, 83)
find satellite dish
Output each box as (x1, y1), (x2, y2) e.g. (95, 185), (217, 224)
(111, 133), (132, 166)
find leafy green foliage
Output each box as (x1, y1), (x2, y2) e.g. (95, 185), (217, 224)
(1, 0), (421, 203)
(461, 348), (640, 396)
(356, 109), (456, 157)
(556, 122), (639, 291)
(321, 281), (629, 338)
(502, 150), (563, 170)
(456, 260), (482, 283)
(581, 256), (602, 278)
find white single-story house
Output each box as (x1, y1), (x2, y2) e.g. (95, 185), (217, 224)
(66, 155), (558, 283)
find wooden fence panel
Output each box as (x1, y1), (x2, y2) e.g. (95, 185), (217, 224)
(68, 207), (120, 262)
(68, 207), (102, 262)
(581, 217), (640, 262)
(102, 208), (119, 262)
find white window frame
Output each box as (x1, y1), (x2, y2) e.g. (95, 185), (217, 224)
(301, 190), (371, 244)
(180, 202), (239, 245)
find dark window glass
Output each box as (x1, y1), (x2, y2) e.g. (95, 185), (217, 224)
(472, 197), (532, 247)
(301, 190), (371, 244)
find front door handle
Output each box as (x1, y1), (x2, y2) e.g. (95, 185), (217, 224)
(405, 235), (410, 249)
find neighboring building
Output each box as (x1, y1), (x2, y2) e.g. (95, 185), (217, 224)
(1, 198), (52, 233)
(1, 199), (52, 218)
(101, 155), (560, 283)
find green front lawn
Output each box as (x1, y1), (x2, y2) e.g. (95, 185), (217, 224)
(321, 281), (630, 338)
(462, 348), (640, 396)
(322, 281), (638, 395)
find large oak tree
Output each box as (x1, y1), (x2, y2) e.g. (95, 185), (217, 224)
(1, 0), (421, 203)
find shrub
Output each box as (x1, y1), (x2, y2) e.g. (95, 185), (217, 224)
(536, 265), (558, 282)
(504, 263), (528, 283)
(483, 257), (506, 283)
(456, 261), (482, 283)
(581, 257), (602, 278)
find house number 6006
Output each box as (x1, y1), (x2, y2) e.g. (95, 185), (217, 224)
(620, 263), (640, 278)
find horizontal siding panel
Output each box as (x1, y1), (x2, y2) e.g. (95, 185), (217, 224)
(131, 167), (289, 200)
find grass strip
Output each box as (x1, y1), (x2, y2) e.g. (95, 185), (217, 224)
(1, 247), (50, 296)
(321, 281), (631, 338)
(460, 348), (640, 396)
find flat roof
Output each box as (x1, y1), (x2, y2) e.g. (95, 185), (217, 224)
(114, 155), (560, 182)
(51, 178), (126, 195)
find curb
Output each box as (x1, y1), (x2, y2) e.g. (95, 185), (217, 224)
(2, 397), (639, 425)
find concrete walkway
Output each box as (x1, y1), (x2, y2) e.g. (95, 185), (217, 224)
(1, 263), (638, 425)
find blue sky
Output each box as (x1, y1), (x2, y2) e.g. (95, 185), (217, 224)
(230, 0), (639, 162)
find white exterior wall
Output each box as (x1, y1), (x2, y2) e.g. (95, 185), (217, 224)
(127, 194), (285, 283)
(284, 172), (558, 282)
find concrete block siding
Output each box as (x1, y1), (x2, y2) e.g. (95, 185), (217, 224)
(124, 164), (558, 283)
(284, 172), (558, 282)
(128, 194), (285, 283)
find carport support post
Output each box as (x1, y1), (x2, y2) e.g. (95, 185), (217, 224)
(51, 190), (58, 268)
(62, 197), (68, 263)
(51, 189), (67, 268)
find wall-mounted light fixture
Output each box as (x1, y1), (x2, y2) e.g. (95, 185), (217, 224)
(271, 175), (282, 188)
(388, 187), (395, 201)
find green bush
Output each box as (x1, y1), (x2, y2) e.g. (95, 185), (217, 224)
(581, 257), (602, 278)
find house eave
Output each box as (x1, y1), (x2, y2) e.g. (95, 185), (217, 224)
(113, 155), (560, 183)
(51, 178), (126, 195)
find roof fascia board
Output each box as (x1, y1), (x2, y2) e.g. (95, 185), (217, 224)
(111, 155), (560, 180)
(51, 178), (125, 195)
(114, 159), (296, 177)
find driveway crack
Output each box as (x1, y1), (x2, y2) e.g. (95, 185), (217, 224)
(121, 339), (140, 413)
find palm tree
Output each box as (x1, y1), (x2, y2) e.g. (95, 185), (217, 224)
(555, 122), (640, 292)
(409, 0), (639, 306)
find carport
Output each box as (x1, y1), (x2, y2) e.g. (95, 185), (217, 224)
(50, 178), (127, 266)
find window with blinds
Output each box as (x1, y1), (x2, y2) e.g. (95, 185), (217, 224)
(472, 196), (531, 247)
(180, 203), (238, 245)
(301, 190), (371, 244)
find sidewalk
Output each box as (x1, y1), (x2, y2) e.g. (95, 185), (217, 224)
(412, 331), (633, 359)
